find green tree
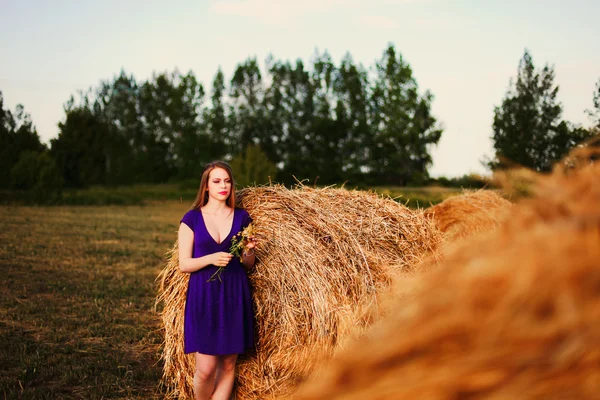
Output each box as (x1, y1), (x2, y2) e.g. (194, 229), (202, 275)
(587, 78), (600, 130)
(266, 57), (315, 183)
(230, 144), (277, 187)
(490, 50), (593, 172)
(10, 150), (63, 201)
(0, 92), (46, 188)
(51, 107), (111, 187)
(367, 44), (442, 185)
(305, 50), (349, 184)
(229, 58), (269, 158)
(332, 53), (370, 182)
(139, 70), (206, 181)
(91, 71), (142, 183)
(203, 68), (231, 164)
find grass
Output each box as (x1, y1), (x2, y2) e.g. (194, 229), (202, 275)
(0, 183), (199, 206)
(0, 201), (189, 399)
(369, 185), (464, 208)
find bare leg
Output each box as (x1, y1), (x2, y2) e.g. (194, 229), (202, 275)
(211, 354), (238, 400)
(194, 353), (218, 400)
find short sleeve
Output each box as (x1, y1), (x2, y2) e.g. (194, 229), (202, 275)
(180, 210), (197, 231)
(241, 209), (253, 230)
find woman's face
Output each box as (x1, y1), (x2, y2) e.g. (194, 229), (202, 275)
(206, 167), (232, 203)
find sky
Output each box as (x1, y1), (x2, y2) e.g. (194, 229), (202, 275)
(1, 0), (599, 177)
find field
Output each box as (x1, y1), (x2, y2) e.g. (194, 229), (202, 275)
(0, 201), (189, 399)
(0, 186), (463, 399)
(1, 182), (468, 208)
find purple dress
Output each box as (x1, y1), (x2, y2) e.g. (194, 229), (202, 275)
(180, 208), (255, 355)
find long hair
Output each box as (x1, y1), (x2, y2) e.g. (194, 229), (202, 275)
(189, 161), (236, 211)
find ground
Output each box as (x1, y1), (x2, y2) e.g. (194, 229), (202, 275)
(0, 201), (188, 399)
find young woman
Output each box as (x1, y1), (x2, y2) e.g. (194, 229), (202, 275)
(178, 161), (256, 400)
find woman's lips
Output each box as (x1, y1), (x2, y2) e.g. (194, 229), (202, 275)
(219, 191), (228, 195)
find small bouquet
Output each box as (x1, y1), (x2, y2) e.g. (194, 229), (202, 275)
(207, 222), (256, 283)
(229, 222), (256, 261)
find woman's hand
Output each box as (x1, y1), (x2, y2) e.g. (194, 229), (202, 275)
(211, 252), (234, 267)
(241, 236), (257, 270)
(244, 236), (257, 251)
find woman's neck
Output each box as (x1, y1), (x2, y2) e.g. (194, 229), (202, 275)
(201, 200), (229, 215)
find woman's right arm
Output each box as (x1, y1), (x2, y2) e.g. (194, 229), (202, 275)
(178, 223), (233, 273)
(179, 223), (212, 273)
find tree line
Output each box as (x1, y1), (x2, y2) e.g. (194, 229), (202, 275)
(1, 45), (598, 200)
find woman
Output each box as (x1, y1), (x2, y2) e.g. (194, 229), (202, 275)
(178, 161), (256, 400)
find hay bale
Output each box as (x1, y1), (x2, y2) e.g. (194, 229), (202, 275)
(156, 185), (442, 399)
(292, 164), (600, 400)
(423, 190), (513, 242)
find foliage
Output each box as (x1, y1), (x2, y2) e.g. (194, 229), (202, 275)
(41, 44), (443, 188)
(586, 78), (600, 130)
(0, 91), (46, 188)
(489, 50), (594, 172)
(367, 45), (443, 185)
(51, 106), (111, 187)
(230, 144), (278, 187)
(10, 151), (64, 203)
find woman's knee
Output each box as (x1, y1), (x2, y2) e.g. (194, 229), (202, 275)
(195, 357), (218, 382)
(220, 354), (238, 373)
(195, 365), (216, 382)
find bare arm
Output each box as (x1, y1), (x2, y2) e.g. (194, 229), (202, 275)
(241, 250), (255, 270)
(178, 223), (232, 273)
(241, 237), (256, 270)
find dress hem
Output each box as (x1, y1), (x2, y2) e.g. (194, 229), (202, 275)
(184, 346), (255, 356)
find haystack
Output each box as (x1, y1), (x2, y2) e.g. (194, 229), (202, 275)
(156, 185), (442, 399)
(423, 190), (513, 242)
(292, 163), (600, 399)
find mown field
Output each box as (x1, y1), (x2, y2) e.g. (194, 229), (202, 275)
(0, 201), (189, 399)
(0, 186), (463, 399)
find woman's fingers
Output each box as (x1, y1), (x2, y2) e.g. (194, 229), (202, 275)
(245, 237), (257, 249)
(216, 252), (233, 267)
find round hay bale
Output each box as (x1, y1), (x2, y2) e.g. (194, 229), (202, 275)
(292, 164), (600, 400)
(156, 185), (442, 399)
(423, 190), (513, 242)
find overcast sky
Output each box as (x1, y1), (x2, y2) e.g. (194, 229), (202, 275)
(1, 0), (599, 177)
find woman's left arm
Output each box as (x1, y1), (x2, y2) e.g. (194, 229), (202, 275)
(241, 210), (256, 270)
(241, 233), (256, 269)
(241, 248), (255, 269)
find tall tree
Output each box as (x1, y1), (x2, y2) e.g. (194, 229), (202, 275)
(139, 70), (206, 181)
(0, 91), (46, 188)
(205, 68), (229, 162)
(92, 70), (142, 183)
(267, 57), (315, 183)
(229, 58), (266, 156)
(305, 50), (349, 184)
(51, 106), (110, 187)
(491, 50), (592, 172)
(332, 53), (370, 182)
(367, 44), (442, 185)
(174, 71), (208, 179)
(587, 78), (600, 130)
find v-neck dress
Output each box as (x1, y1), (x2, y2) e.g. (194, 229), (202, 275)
(180, 208), (255, 355)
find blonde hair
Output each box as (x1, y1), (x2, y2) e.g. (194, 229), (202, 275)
(190, 161), (236, 210)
